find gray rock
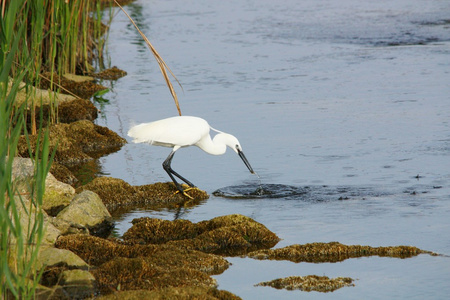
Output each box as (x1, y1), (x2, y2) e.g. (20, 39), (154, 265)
(12, 157), (75, 216)
(60, 269), (96, 298)
(12, 195), (61, 246)
(56, 190), (113, 238)
(37, 246), (89, 270)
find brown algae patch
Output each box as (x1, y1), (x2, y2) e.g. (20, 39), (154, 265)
(39, 72), (108, 99)
(17, 120), (126, 166)
(256, 275), (354, 292)
(248, 242), (435, 263)
(23, 99), (98, 131)
(57, 99), (98, 123)
(92, 257), (217, 294)
(123, 214), (280, 255)
(93, 66), (128, 80)
(55, 234), (231, 295)
(55, 234), (229, 275)
(76, 177), (209, 210)
(95, 287), (242, 300)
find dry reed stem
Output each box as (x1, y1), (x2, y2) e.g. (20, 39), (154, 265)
(113, 0), (183, 116)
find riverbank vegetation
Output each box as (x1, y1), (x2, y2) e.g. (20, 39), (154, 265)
(1, 0), (109, 297)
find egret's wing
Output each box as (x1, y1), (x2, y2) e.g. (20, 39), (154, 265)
(128, 116), (209, 148)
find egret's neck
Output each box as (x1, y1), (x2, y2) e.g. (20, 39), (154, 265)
(197, 134), (228, 155)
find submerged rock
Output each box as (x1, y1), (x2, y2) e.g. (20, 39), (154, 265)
(255, 275), (355, 292)
(247, 242), (435, 263)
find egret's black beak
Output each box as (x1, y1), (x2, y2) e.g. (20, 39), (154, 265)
(238, 149), (254, 174)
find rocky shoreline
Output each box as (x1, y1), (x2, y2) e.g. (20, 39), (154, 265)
(9, 70), (437, 299)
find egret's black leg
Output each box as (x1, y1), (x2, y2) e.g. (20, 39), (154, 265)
(162, 151), (195, 193)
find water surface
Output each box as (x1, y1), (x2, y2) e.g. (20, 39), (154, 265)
(96, 0), (450, 299)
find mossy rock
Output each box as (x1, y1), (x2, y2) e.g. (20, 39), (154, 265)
(49, 162), (79, 186)
(76, 177), (209, 211)
(57, 99), (98, 123)
(93, 66), (127, 80)
(95, 287), (241, 300)
(123, 214), (280, 255)
(76, 177), (140, 208)
(17, 120), (126, 166)
(123, 218), (200, 244)
(255, 275), (354, 292)
(55, 234), (229, 275)
(39, 72), (107, 99)
(92, 257), (217, 294)
(248, 242), (434, 263)
(24, 99), (98, 131)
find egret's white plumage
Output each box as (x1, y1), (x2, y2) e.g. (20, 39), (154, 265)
(128, 116), (254, 196)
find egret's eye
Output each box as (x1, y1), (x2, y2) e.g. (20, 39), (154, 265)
(235, 145), (240, 150)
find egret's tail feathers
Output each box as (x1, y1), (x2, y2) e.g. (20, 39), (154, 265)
(128, 123), (150, 143)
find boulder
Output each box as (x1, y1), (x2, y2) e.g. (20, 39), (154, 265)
(37, 246), (89, 270)
(56, 190), (113, 238)
(12, 157), (75, 216)
(9, 78), (76, 108)
(60, 269), (96, 298)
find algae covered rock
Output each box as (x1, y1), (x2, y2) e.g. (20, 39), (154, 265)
(57, 99), (98, 123)
(248, 242), (434, 263)
(93, 66), (128, 80)
(95, 287), (241, 300)
(39, 71), (107, 99)
(92, 257), (217, 294)
(123, 214), (280, 255)
(56, 190), (113, 237)
(49, 162), (79, 186)
(77, 177), (209, 211)
(76, 177), (141, 209)
(55, 234), (230, 275)
(255, 275), (355, 292)
(17, 120), (126, 166)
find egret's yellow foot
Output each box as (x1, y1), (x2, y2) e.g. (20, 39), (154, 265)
(174, 187), (201, 199)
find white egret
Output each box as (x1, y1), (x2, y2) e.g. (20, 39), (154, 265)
(128, 116), (255, 198)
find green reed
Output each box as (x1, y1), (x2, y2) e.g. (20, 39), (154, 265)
(0, 0), (86, 298)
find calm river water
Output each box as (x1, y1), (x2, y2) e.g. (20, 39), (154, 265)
(95, 0), (450, 299)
